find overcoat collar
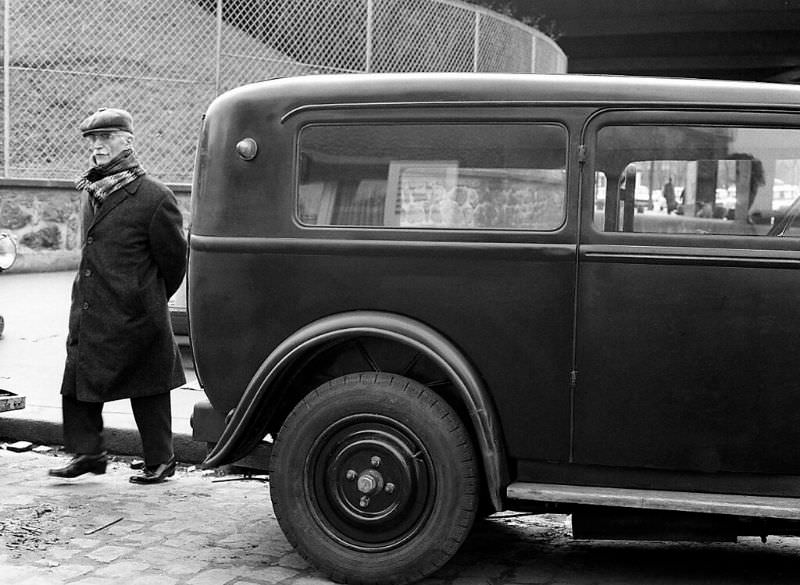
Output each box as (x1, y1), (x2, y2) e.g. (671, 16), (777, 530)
(88, 176), (143, 229)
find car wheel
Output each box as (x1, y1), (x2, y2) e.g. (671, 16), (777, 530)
(270, 372), (478, 585)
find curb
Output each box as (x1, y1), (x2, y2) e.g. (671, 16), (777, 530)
(0, 416), (207, 464)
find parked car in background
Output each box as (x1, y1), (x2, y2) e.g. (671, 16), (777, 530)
(0, 231), (24, 412)
(168, 276), (188, 345)
(187, 73), (800, 585)
(0, 233), (17, 338)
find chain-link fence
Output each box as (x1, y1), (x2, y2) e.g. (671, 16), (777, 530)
(0, 0), (565, 183)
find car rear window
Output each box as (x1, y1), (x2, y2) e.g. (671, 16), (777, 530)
(297, 123), (567, 231)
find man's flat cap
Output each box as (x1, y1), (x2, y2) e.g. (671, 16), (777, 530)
(80, 108), (134, 136)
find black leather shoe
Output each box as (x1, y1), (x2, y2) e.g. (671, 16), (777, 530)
(48, 452), (107, 478)
(129, 456), (176, 484)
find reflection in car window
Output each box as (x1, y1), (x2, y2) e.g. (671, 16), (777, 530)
(298, 123), (567, 231)
(593, 125), (800, 236)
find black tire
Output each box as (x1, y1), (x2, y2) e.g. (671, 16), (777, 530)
(269, 372), (478, 585)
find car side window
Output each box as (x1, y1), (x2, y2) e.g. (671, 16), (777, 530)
(298, 123), (567, 231)
(593, 125), (800, 236)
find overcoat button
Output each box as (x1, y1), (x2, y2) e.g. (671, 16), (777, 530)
(83, 269), (92, 277)
(82, 302), (89, 310)
(87, 236), (94, 244)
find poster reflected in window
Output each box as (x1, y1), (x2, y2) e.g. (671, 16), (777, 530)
(386, 161), (565, 230)
(386, 161), (459, 227)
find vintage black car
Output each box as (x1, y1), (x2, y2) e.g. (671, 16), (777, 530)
(0, 232), (16, 339)
(188, 73), (800, 584)
(0, 232), (24, 412)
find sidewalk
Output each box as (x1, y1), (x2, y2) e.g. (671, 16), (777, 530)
(0, 270), (206, 463)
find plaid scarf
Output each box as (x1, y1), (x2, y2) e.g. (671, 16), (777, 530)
(75, 149), (145, 211)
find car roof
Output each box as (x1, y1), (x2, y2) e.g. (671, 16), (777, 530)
(209, 73), (800, 118)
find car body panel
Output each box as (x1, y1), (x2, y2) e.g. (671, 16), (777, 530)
(189, 73), (800, 505)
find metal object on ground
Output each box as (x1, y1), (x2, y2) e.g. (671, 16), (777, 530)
(0, 389), (26, 412)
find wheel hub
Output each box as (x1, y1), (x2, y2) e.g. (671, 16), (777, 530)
(309, 415), (435, 550)
(355, 468), (384, 497)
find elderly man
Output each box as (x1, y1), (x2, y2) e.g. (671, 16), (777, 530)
(48, 108), (187, 484)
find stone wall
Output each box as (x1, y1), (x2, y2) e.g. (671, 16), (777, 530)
(0, 179), (191, 272)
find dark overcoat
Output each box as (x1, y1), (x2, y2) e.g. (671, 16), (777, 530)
(61, 174), (187, 402)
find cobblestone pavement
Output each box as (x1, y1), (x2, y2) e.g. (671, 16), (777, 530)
(4, 447), (800, 585)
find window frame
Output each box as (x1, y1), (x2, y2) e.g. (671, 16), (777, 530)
(290, 110), (578, 242)
(581, 108), (800, 252)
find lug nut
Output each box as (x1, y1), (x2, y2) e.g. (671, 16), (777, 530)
(345, 470), (357, 481)
(359, 496), (370, 508)
(385, 482), (395, 494)
(370, 456), (381, 467)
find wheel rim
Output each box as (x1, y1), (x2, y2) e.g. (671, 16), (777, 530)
(305, 413), (436, 552)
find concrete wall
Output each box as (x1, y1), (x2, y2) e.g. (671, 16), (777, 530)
(0, 179), (191, 272)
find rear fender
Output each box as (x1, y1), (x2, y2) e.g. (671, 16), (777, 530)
(203, 310), (508, 511)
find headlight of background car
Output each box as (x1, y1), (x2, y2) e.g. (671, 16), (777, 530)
(0, 232), (17, 272)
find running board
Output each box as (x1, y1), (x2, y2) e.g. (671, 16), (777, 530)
(507, 482), (800, 520)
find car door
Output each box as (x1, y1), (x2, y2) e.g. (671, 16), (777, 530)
(574, 110), (800, 491)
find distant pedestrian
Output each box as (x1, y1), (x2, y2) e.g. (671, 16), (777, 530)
(48, 108), (187, 484)
(663, 177), (677, 214)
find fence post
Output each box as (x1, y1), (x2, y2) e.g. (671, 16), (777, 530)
(472, 11), (479, 72)
(215, 0), (223, 94)
(365, 0), (373, 73)
(530, 34), (537, 73)
(3, 0), (10, 177)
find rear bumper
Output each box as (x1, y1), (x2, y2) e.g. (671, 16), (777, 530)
(190, 399), (226, 443)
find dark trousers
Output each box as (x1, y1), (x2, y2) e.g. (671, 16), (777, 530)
(62, 392), (173, 466)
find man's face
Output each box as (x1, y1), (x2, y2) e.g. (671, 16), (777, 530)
(84, 131), (131, 165)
